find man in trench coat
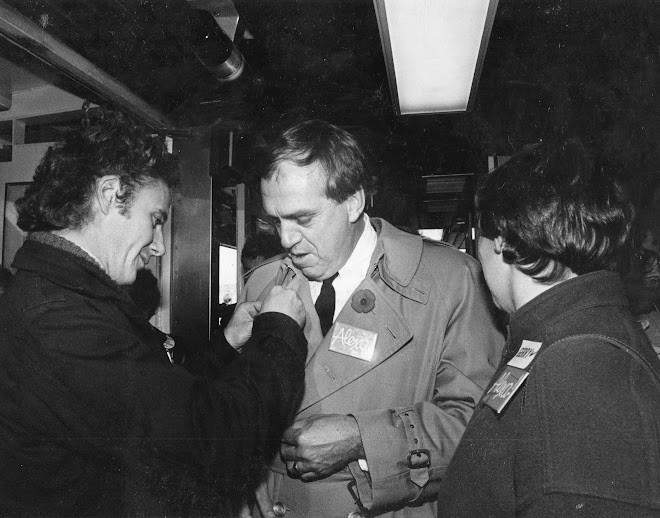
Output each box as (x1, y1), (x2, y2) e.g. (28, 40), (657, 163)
(227, 120), (504, 518)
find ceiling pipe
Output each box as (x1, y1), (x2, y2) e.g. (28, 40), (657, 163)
(0, 0), (170, 129)
(187, 0), (246, 83)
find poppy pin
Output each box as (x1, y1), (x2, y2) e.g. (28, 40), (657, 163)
(351, 289), (376, 313)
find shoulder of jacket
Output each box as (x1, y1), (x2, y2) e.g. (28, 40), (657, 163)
(419, 239), (482, 272)
(10, 273), (66, 311)
(244, 256), (287, 292)
(538, 334), (636, 371)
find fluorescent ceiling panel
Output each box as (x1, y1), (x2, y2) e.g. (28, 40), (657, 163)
(374, 0), (498, 115)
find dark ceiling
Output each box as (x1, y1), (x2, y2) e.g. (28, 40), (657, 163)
(2, 0), (390, 128)
(2, 0), (659, 224)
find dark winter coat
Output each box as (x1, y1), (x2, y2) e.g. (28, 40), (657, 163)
(437, 271), (660, 517)
(0, 232), (306, 517)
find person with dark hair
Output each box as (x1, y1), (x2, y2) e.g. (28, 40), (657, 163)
(241, 232), (284, 276)
(437, 140), (660, 517)
(0, 108), (308, 517)
(227, 120), (504, 518)
(218, 233), (284, 331)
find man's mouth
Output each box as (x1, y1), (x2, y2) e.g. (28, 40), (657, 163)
(289, 251), (311, 264)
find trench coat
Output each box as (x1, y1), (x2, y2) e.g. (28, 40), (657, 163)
(240, 218), (505, 518)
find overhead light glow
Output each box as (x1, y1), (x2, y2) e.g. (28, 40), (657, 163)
(374, 0), (499, 115)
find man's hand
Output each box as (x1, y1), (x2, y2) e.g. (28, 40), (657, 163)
(223, 301), (262, 351)
(280, 414), (365, 482)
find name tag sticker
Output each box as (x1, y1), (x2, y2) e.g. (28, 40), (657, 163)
(328, 322), (378, 362)
(483, 366), (530, 414)
(507, 340), (542, 370)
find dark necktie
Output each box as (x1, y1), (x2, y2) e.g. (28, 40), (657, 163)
(315, 272), (338, 336)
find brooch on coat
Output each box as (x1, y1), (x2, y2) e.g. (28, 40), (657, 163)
(351, 289), (375, 313)
(163, 335), (176, 364)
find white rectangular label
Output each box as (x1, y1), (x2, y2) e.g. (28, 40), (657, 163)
(507, 340), (543, 370)
(328, 322), (378, 362)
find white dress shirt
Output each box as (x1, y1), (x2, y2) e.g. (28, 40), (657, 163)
(309, 213), (378, 321)
(309, 213), (378, 472)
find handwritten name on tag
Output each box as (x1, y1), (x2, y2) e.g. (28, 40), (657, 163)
(328, 322), (378, 362)
(483, 340), (543, 413)
(507, 340), (542, 370)
(483, 367), (529, 413)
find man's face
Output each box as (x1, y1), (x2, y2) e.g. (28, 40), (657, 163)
(261, 160), (363, 281)
(102, 180), (171, 285)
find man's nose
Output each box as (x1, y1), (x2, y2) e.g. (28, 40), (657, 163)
(279, 223), (302, 250)
(150, 226), (166, 257)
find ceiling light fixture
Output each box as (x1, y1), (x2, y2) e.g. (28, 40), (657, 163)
(374, 0), (499, 115)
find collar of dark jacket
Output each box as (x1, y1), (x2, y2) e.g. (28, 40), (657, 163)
(508, 270), (629, 345)
(16, 232), (139, 314)
(15, 233), (170, 355)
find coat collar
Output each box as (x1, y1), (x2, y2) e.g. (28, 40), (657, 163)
(508, 270), (629, 345)
(16, 232), (119, 297)
(273, 217), (425, 288)
(368, 218), (423, 287)
(14, 233), (150, 331)
(270, 218), (429, 304)
(270, 217), (428, 304)
(368, 218), (428, 304)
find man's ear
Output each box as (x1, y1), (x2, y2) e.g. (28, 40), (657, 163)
(494, 236), (506, 254)
(96, 176), (122, 215)
(346, 188), (365, 223)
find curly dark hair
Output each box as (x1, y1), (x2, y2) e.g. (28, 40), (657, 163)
(16, 108), (180, 232)
(263, 119), (373, 203)
(476, 139), (634, 283)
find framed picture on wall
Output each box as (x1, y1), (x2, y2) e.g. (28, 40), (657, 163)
(3, 182), (30, 270)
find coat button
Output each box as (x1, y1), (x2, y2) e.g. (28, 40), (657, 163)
(273, 502), (287, 517)
(348, 512), (365, 518)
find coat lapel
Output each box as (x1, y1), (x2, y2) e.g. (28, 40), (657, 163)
(298, 275), (413, 412)
(247, 220), (427, 412)
(298, 280), (325, 364)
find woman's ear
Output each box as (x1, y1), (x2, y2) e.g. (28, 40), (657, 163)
(96, 176), (121, 215)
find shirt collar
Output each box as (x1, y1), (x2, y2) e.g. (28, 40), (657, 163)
(309, 214), (377, 304)
(337, 213), (377, 282)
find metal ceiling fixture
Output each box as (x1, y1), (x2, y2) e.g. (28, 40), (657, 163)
(374, 0), (499, 115)
(187, 0), (246, 83)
